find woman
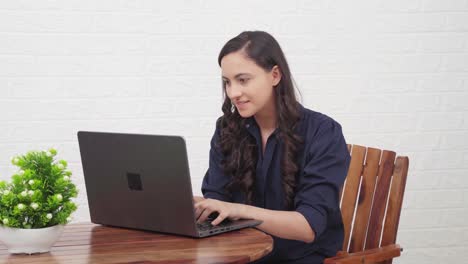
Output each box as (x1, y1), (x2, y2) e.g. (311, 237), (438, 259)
(195, 31), (351, 264)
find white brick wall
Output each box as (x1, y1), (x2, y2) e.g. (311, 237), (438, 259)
(0, 0), (467, 263)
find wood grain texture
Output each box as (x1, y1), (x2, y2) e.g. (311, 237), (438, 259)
(340, 145), (365, 252)
(365, 150), (396, 250)
(348, 147), (381, 253)
(324, 244), (402, 264)
(0, 223), (273, 264)
(379, 157), (409, 264)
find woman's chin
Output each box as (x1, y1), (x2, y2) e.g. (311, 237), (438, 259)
(237, 109), (254, 118)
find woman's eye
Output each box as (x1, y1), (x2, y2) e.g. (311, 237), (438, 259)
(239, 78), (248, 84)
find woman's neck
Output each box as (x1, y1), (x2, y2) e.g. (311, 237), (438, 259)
(254, 101), (277, 133)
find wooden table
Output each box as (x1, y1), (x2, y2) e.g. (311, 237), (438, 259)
(0, 223), (273, 264)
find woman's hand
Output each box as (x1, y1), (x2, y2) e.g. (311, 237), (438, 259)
(194, 198), (244, 226)
(193, 196), (205, 203)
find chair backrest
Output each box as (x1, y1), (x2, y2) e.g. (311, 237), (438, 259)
(339, 144), (409, 257)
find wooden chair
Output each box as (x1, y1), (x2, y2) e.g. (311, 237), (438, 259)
(324, 144), (409, 264)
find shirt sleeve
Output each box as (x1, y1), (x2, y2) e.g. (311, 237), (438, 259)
(295, 118), (351, 241)
(201, 118), (233, 202)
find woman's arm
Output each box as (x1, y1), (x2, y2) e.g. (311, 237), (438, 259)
(194, 199), (315, 243)
(241, 203), (315, 243)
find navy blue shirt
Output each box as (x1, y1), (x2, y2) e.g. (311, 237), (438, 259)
(202, 104), (351, 264)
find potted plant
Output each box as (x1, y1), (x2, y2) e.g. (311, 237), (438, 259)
(0, 148), (78, 254)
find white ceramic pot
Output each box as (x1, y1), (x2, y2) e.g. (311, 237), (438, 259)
(0, 225), (65, 254)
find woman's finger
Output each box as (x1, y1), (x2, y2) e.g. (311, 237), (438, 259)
(211, 212), (227, 226)
(194, 207), (202, 220)
(197, 207), (213, 223)
(194, 202), (202, 219)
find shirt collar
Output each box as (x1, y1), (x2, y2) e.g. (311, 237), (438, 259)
(243, 103), (305, 134)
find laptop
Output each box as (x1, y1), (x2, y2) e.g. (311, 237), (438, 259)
(77, 131), (262, 237)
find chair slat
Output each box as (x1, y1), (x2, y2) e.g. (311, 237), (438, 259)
(339, 144), (353, 201)
(340, 145), (366, 252)
(348, 147), (382, 253)
(365, 150), (396, 250)
(381, 157), (409, 247)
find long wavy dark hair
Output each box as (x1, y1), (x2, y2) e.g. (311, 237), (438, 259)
(217, 31), (303, 209)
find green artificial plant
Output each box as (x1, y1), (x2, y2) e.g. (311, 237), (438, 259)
(0, 148), (77, 229)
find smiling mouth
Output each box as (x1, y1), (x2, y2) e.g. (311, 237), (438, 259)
(236, 101), (249, 106)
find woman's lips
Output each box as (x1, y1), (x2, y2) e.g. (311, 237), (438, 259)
(235, 101), (250, 109)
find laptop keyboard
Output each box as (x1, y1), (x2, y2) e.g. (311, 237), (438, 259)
(197, 219), (233, 231)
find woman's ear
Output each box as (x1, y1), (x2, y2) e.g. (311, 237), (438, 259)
(271, 65), (282, 87)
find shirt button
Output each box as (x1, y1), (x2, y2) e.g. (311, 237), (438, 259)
(246, 124), (250, 128)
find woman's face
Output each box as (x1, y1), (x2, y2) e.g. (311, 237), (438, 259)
(221, 51), (281, 118)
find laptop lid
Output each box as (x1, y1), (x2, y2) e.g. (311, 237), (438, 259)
(77, 131), (199, 237)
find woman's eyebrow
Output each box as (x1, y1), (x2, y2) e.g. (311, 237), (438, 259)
(222, 73), (252, 80)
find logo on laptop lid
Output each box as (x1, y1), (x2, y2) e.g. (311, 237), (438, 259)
(127, 172), (143, 191)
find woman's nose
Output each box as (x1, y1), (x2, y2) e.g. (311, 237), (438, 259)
(227, 84), (242, 99)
